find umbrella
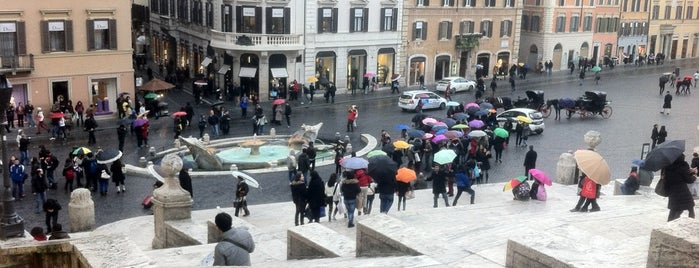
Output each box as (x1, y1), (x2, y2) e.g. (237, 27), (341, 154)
(465, 102), (480, 109)
(318, 77), (330, 85)
(194, 80), (208, 86)
(382, 143), (395, 153)
(452, 124), (469, 129)
(138, 110), (150, 118)
(432, 125), (448, 131)
(432, 134), (448, 143)
(391, 74), (402, 81)
(684, 75), (693, 81)
(529, 168), (552, 186)
(434, 149), (457, 165)
(475, 109), (489, 117)
(453, 113), (468, 120)
(272, 99), (286, 105)
(50, 112), (65, 119)
(231, 171), (260, 188)
(96, 149), (123, 164)
(133, 118), (149, 127)
(631, 159), (645, 166)
(423, 133), (434, 139)
(468, 130), (487, 138)
(591, 66), (602, 72)
(172, 111), (187, 117)
(574, 150), (611, 185)
(435, 129), (447, 135)
(479, 102), (494, 110)
(468, 120), (485, 129)
(422, 117), (438, 125)
(432, 122), (447, 127)
(494, 128), (509, 138)
(395, 124), (410, 130)
(516, 115), (532, 124)
(441, 118), (457, 128)
(211, 100), (225, 107)
(444, 131), (460, 140)
(642, 140), (685, 171)
(446, 101), (461, 107)
(396, 167), (417, 183)
(144, 92), (158, 99)
(140, 78), (175, 92)
(407, 129), (425, 138)
(307, 77), (319, 83)
(466, 106), (480, 115)
(364, 72), (376, 78)
(503, 176), (528, 191)
(393, 140), (410, 149)
(341, 157), (369, 169)
(73, 147), (92, 155)
(367, 150), (387, 158)
(368, 155), (398, 182)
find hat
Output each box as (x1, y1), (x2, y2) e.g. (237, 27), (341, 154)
(351, 105), (357, 109)
(215, 212), (232, 232)
(37, 107), (42, 111)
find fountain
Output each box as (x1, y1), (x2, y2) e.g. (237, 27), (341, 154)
(239, 134), (265, 155)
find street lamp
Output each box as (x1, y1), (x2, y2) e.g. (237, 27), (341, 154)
(0, 74), (24, 239)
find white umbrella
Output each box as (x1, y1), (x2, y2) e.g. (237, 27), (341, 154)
(232, 171), (260, 188)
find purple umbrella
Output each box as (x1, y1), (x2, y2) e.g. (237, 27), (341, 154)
(133, 118), (149, 127)
(465, 102), (480, 109)
(468, 119), (484, 129)
(432, 134), (448, 143)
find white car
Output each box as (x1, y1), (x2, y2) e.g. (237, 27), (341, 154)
(435, 77), (476, 93)
(496, 108), (545, 134)
(398, 90), (447, 112)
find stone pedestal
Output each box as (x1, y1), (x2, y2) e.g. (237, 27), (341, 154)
(151, 154), (193, 249)
(68, 189), (95, 232)
(647, 217), (699, 268)
(202, 134), (210, 144)
(556, 151), (577, 185)
(584, 130), (601, 150)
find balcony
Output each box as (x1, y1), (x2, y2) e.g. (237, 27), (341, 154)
(0, 55), (34, 74)
(210, 30), (304, 52)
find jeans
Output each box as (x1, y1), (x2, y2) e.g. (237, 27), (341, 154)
(379, 193), (394, 213)
(212, 124), (220, 137)
(98, 179), (109, 193)
(288, 169), (296, 182)
(34, 191), (46, 212)
(20, 150), (29, 166)
(12, 181), (24, 199)
(26, 115), (36, 127)
(433, 192), (450, 207)
(345, 199), (357, 225)
(46, 170), (56, 187)
(453, 186), (475, 205)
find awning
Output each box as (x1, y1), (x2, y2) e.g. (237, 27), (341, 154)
(239, 67), (257, 78)
(218, 65), (230, 74)
(201, 57), (212, 66)
(270, 68), (288, 78)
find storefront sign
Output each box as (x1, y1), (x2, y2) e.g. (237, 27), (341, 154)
(355, 9), (363, 17)
(323, 9), (332, 18)
(0, 22), (16, 33)
(49, 21), (64, 31)
(272, 8), (284, 18)
(243, 7), (255, 17)
(94, 20), (109, 30)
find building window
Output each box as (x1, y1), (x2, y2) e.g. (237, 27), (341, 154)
(237, 6), (261, 33)
(413, 21), (427, 40)
(583, 15), (593, 31)
(222, 5), (233, 32)
(438, 21), (452, 40)
(652, 5), (659, 19)
(87, 20), (116, 50)
(675, 6), (683, 19)
(417, 0), (428, 7)
(443, 0), (455, 6)
(480, 20), (493, 37)
(575, 0), (581, 6)
(687, 6), (693, 19)
(535, 0), (541, 5)
(664, 6), (671, 19)
(177, 0), (189, 21)
(463, 0), (476, 7)
(318, 8), (338, 33)
(459, 21), (474, 34)
(266, 8), (290, 34)
(41, 20), (73, 52)
(622, 0), (628, 11)
(381, 8), (398, 31)
(504, 0), (515, 7)
(485, 0), (496, 7)
(350, 8), (368, 32)
(193, 0), (203, 25)
(632, 0), (641, 11)
(620, 22), (626, 36)
(608, 18), (618, 32)
(206, 2), (214, 27)
(531, 15), (540, 32)
(560, 0), (565, 6)
(0, 22), (26, 58)
(569, 16), (580, 32)
(500, 20), (512, 37)
(556, 16), (566, 32)
(521, 15), (529, 32)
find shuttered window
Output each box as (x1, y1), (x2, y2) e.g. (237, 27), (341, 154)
(0, 21), (26, 57)
(500, 20), (512, 37)
(41, 20), (73, 53)
(438, 21), (452, 40)
(350, 8), (369, 33)
(266, 7), (290, 34)
(380, 8), (398, 32)
(413, 21), (428, 40)
(86, 19), (117, 51)
(459, 21), (474, 34)
(480, 20), (492, 37)
(318, 8), (338, 33)
(236, 6), (262, 33)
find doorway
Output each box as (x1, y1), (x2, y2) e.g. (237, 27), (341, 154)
(51, 81), (69, 111)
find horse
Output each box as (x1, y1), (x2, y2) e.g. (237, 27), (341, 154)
(483, 96), (513, 110)
(546, 99), (561, 120)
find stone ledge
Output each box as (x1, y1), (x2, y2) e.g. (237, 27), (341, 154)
(647, 217), (699, 268)
(506, 239), (573, 268)
(287, 223), (354, 259)
(356, 214), (434, 257)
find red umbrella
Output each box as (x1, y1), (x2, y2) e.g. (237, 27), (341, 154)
(272, 99), (286, 105)
(172, 111), (187, 117)
(50, 112), (65, 119)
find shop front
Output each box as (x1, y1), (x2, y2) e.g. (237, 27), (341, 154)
(477, 53), (491, 78)
(239, 53), (259, 98)
(376, 48), (395, 86)
(435, 55), (450, 81)
(89, 77), (118, 115)
(315, 51), (336, 85)
(347, 50), (366, 90)
(269, 54), (288, 99)
(409, 56), (426, 86)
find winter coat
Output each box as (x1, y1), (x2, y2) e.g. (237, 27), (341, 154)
(430, 170), (448, 194)
(524, 149), (537, 168)
(663, 93), (672, 108)
(396, 181), (411, 197)
(179, 170), (193, 197)
(621, 172), (640, 195)
(341, 179), (361, 201)
(297, 153), (310, 172)
(236, 181), (249, 199)
(290, 180), (307, 205)
(476, 149), (491, 171)
(455, 172), (471, 188)
(31, 173), (47, 194)
(664, 159), (696, 211)
(375, 171), (396, 195)
(355, 169), (372, 187)
(657, 130), (667, 144)
(306, 177), (326, 209)
(110, 162), (125, 183)
(213, 227), (255, 266)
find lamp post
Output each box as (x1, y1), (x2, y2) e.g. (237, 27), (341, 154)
(0, 74), (24, 239)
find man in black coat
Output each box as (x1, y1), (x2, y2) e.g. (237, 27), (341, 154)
(296, 149), (311, 184)
(179, 169), (193, 198)
(661, 91), (672, 114)
(524, 145), (537, 179)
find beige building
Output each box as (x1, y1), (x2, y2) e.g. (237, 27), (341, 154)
(618, 0), (650, 63)
(401, 0), (522, 86)
(1, 0), (134, 117)
(648, 0), (699, 60)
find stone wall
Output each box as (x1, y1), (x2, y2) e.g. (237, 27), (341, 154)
(647, 217), (699, 268)
(0, 241), (87, 268)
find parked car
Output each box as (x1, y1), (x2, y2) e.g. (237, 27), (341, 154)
(496, 108), (545, 134)
(398, 90), (447, 112)
(435, 77), (476, 93)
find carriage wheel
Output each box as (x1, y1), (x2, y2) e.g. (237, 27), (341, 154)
(540, 104), (551, 118)
(601, 106), (613, 119)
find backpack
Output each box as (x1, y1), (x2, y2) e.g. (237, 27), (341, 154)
(64, 168), (75, 180)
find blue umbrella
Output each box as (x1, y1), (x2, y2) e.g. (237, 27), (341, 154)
(435, 129), (447, 135)
(631, 159), (644, 166)
(453, 113), (468, 120)
(432, 125), (448, 131)
(475, 109), (489, 116)
(407, 129), (425, 139)
(340, 157), (369, 169)
(479, 102), (494, 110)
(395, 124), (410, 130)
(441, 118), (457, 128)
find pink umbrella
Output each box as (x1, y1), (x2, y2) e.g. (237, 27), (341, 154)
(422, 117), (438, 125)
(465, 102), (480, 109)
(529, 168), (552, 186)
(468, 119), (484, 129)
(432, 134), (447, 143)
(423, 133), (434, 139)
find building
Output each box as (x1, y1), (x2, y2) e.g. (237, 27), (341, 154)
(647, 0), (699, 60)
(591, 0), (620, 66)
(1, 0), (134, 117)
(401, 0), (522, 86)
(617, 0), (650, 64)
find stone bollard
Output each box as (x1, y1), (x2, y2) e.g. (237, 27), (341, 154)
(151, 153), (194, 249)
(584, 130), (602, 150)
(270, 127), (276, 137)
(343, 135), (351, 145)
(229, 164), (238, 171)
(174, 139), (181, 148)
(556, 151), (577, 185)
(346, 143), (353, 154)
(69, 188), (95, 232)
(203, 133), (210, 144)
(139, 157), (148, 168)
(148, 147), (156, 159)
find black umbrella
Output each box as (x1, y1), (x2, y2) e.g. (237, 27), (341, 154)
(642, 140), (685, 171)
(411, 113), (427, 126)
(407, 129), (426, 139)
(368, 155), (398, 183)
(96, 148), (123, 164)
(211, 100), (225, 108)
(318, 77), (330, 85)
(382, 143), (395, 154)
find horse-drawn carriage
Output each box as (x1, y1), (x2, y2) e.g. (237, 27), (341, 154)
(554, 91), (612, 119)
(513, 90), (551, 118)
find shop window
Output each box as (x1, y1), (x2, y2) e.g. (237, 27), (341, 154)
(318, 8), (338, 33)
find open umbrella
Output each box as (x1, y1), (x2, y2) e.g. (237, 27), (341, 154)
(444, 131), (460, 140)
(503, 176), (528, 191)
(453, 113), (468, 120)
(441, 118), (457, 128)
(432, 134), (447, 143)
(50, 112), (65, 119)
(642, 140), (685, 171)
(307, 77), (319, 83)
(479, 102), (494, 110)
(423, 133), (434, 139)
(211, 100), (225, 107)
(574, 150), (611, 185)
(434, 149), (457, 165)
(364, 72), (376, 78)
(231, 171), (260, 188)
(272, 99), (286, 105)
(341, 157), (369, 169)
(516, 115), (532, 124)
(133, 118), (149, 127)
(529, 169), (552, 186)
(138, 110), (150, 118)
(468, 130), (487, 138)
(433, 122), (447, 127)
(172, 111), (187, 117)
(367, 150), (387, 158)
(140, 78), (175, 92)
(475, 109), (489, 117)
(446, 101), (461, 107)
(407, 129), (425, 138)
(396, 167), (417, 183)
(451, 124), (469, 129)
(393, 140), (410, 149)
(591, 66), (602, 72)
(465, 102), (480, 109)
(96, 148), (123, 164)
(468, 120), (484, 129)
(318, 77), (330, 85)
(494, 128), (509, 138)
(466, 106), (480, 115)
(432, 125), (448, 131)
(422, 117), (438, 125)
(73, 147), (92, 155)
(435, 129), (448, 135)
(395, 124), (410, 130)
(144, 92), (158, 99)
(194, 80), (208, 86)
(368, 155), (398, 182)
(391, 74), (402, 81)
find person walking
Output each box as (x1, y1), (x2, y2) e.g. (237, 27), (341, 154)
(25, 101), (36, 128)
(509, 75), (516, 91)
(659, 75), (668, 95)
(694, 70), (699, 88)
(661, 91), (672, 114)
(650, 124), (659, 149)
(198, 115), (207, 138)
(306, 171), (326, 223)
(84, 115), (98, 145)
(111, 159), (126, 194)
(340, 171), (361, 228)
(665, 154), (697, 221)
(239, 95), (249, 118)
(657, 125), (667, 145)
(290, 172), (307, 226)
(355, 169), (371, 215)
(347, 105), (358, 132)
(43, 198), (61, 233)
(31, 168), (48, 214)
(117, 124), (127, 152)
(213, 212), (255, 266)
(324, 173), (339, 222)
(15, 102), (24, 128)
(429, 164), (450, 208)
(375, 167), (396, 214)
(284, 102), (292, 128)
(286, 150), (297, 182)
(35, 107), (49, 135)
(396, 179), (410, 211)
(490, 79), (497, 96)
(578, 70), (586, 86)
(524, 145), (537, 179)
(297, 149), (310, 181)
(452, 164), (475, 205)
(234, 176), (250, 217)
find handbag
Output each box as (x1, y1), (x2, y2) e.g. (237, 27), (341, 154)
(406, 190), (415, 200)
(337, 196), (347, 215)
(414, 152), (421, 162)
(655, 174), (668, 197)
(580, 178), (597, 199)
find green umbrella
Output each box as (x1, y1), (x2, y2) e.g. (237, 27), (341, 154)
(433, 149), (457, 165)
(591, 66), (602, 72)
(451, 124), (470, 129)
(144, 92), (158, 99)
(367, 150), (387, 158)
(494, 128), (509, 138)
